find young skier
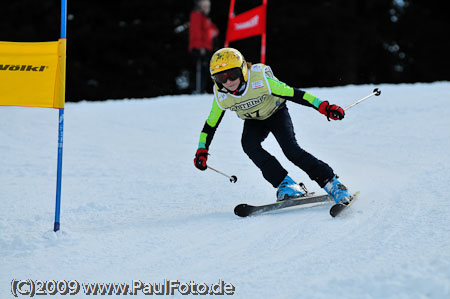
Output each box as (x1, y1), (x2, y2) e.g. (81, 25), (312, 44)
(194, 47), (351, 205)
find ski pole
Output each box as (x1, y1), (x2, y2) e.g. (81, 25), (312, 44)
(344, 88), (381, 111)
(207, 165), (238, 183)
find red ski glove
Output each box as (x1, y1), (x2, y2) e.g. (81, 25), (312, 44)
(318, 101), (345, 121)
(194, 148), (208, 171)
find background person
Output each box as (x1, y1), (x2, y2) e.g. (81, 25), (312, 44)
(189, 0), (219, 94)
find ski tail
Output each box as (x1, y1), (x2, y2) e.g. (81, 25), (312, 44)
(235, 194), (332, 217)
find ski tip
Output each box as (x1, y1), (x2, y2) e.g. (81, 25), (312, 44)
(329, 191), (360, 217)
(329, 203), (345, 217)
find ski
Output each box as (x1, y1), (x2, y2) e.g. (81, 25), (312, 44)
(329, 191), (360, 217)
(234, 194), (332, 217)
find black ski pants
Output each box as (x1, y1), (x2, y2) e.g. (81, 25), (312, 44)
(241, 105), (334, 188)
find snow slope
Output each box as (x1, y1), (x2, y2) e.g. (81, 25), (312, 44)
(1, 82), (450, 298)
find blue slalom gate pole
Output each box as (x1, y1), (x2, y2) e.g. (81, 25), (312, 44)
(54, 0), (67, 232)
(54, 109), (64, 232)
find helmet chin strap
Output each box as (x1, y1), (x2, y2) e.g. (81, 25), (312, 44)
(230, 81), (246, 95)
(219, 76), (247, 95)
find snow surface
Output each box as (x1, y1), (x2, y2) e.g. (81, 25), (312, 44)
(1, 82), (450, 298)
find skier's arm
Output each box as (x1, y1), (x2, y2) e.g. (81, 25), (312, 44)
(266, 76), (345, 120)
(198, 97), (225, 150)
(194, 98), (225, 171)
(266, 76), (323, 110)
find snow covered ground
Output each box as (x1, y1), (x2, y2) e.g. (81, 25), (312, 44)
(1, 82), (449, 298)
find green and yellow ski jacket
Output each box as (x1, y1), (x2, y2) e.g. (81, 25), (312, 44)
(197, 64), (325, 150)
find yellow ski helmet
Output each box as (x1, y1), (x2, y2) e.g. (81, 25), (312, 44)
(210, 48), (248, 85)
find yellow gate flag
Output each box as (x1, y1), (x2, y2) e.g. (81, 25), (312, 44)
(0, 39), (66, 109)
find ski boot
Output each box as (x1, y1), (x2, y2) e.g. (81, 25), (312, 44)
(276, 175), (305, 202)
(323, 176), (351, 205)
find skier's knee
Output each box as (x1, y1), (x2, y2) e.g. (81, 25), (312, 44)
(282, 145), (306, 163)
(241, 138), (260, 156)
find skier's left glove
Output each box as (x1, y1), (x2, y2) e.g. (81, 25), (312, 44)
(318, 101), (345, 121)
(194, 148), (208, 171)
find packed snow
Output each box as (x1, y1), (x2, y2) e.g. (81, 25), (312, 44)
(1, 82), (449, 298)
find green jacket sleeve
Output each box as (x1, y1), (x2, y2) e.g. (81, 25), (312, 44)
(197, 97), (225, 150)
(266, 76), (324, 110)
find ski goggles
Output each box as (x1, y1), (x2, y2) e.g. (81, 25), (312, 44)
(213, 68), (242, 84)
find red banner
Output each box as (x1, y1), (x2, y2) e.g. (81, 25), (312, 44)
(225, 4), (266, 44)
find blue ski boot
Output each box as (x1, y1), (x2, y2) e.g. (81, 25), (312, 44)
(276, 175), (305, 202)
(323, 176), (351, 205)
